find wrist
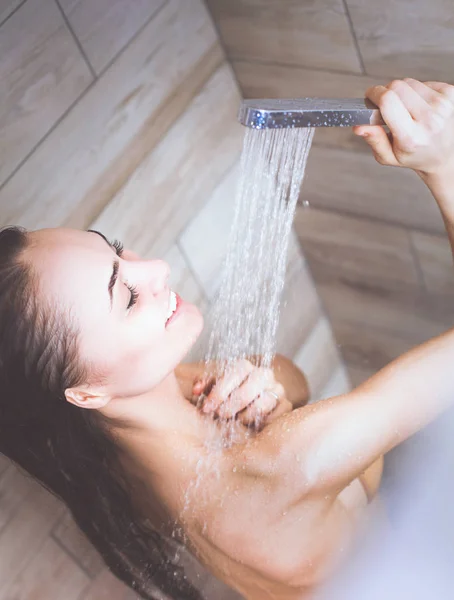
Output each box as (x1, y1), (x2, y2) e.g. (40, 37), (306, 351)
(416, 161), (454, 188)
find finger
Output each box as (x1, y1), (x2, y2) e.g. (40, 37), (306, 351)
(202, 359), (255, 413)
(365, 85), (416, 139)
(354, 125), (399, 166)
(217, 368), (275, 419)
(404, 78), (454, 119)
(239, 391), (279, 426)
(193, 375), (215, 396)
(385, 80), (432, 122)
(424, 82), (454, 104)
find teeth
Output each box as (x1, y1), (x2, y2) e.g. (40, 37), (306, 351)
(165, 290), (177, 322)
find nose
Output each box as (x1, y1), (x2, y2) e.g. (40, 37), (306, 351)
(128, 259), (170, 295)
(148, 260), (170, 293)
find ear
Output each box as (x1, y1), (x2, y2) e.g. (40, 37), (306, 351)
(65, 387), (111, 410)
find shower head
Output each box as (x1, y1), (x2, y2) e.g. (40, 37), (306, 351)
(238, 97), (385, 129)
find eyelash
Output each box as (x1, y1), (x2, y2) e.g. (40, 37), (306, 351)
(126, 284), (139, 311)
(111, 238), (139, 311)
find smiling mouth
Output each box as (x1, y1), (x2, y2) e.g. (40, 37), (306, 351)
(165, 290), (182, 327)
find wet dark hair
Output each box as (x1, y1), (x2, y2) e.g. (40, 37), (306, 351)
(0, 226), (203, 600)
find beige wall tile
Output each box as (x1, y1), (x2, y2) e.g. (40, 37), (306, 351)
(301, 146), (444, 234)
(331, 318), (416, 373)
(0, 464), (36, 532)
(233, 60), (384, 152)
(179, 163), (239, 300)
(206, 0), (362, 73)
(60, 0), (165, 74)
(52, 511), (105, 578)
(411, 231), (454, 296)
(0, 0), (222, 230)
(80, 568), (138, 600)
(0, 0), (93, 187)
(0, 479), (64, 592)
(346, 363), (377, 387)
(346, 0), (454, 82)
(0, 0), (23, 24)
(295, 208), (420, 292)
(90, 63), (243, 259)
(0, 454), (10, 477)
(317, 278), (453, 351)
(293, 315), (345, 401)
(5, 537), (89, 600)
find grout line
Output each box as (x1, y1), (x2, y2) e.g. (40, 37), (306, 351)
(95, 0), (168, 80)
(51, 532), (97, 579)
(0, 0), (27, 29)
(0, 0), (169, 194)
(299, 203), (448, 239)
(54, 0), (97, 80)
(341, 0), (367, 75)
(201, 0), (244, 97)
(231, 57), (367, 80)
(0, 80), (96, 193)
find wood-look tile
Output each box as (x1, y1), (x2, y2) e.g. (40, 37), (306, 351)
(59, 0), (165, 74)
(317, 278), (454, 353)
(179, 162), (239, 300)
(0, 0), (93, 187)
(0, 454), (10, 477)
(52, 510), (105, 578)
(206, 0), (362, 73)
(345, 0), (454, 82)
(0, 464), (36, 533)
(4, 537), (89, 600)
(0, 0), (23, 24)
(293, 315), (344, 401)
(0, 479), (65, 592)
(0, 0), (222, 230)
(301, 146), (445, 234)
(346, 363), (377, 388)
(90, 63), (243, 259)
(295, 208), (420, 292)
(411, 231), (454, 297)
(331, 318), (416, 373)
(80, 568), (138, 600)
(233, 60), (384, 152)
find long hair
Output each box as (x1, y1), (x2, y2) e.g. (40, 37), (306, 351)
(0, 226), (203, 600)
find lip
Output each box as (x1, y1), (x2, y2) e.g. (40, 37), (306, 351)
(165, 292), (183, 328)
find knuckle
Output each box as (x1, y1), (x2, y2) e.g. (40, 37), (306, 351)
(433, 95), (453, 116)
(388, 80), (404, 92)
(380, 89), (397, 109)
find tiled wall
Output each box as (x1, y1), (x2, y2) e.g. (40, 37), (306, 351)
(0, 0), (349, 597)
(206, 0), (454, 384)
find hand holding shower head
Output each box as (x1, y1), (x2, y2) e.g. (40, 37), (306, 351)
(238, 98), (385, 129)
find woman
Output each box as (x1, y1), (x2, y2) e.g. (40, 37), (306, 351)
(1, 77), (453, 600)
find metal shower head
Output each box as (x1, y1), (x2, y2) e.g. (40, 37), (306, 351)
(238, 97), (385, 129)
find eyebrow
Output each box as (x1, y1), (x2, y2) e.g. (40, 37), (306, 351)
(87, 230), (119, 311)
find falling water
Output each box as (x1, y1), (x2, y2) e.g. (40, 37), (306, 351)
(177, 126), (314, 555)
(201, 126), (314, 434)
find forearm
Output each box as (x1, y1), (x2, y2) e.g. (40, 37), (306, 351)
(261, 325), (454, 498)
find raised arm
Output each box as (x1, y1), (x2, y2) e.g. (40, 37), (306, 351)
(250, 79), (454, 499)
